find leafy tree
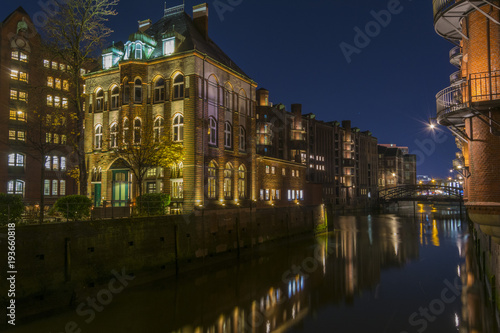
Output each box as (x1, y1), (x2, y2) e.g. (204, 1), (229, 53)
(0, 194), (25, 225)
(41, 0), (119, 196)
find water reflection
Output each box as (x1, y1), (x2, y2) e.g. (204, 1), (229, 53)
(8, 206), (499, 333)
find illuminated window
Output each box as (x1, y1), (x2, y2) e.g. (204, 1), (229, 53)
(102, 53), (112, 69)
(52, 156), (59, 170)
(53, 134), (60, 144)
(19, 72), (28, 82)
(208, 117), (217, 146)
(10, 110), (25, 121)
(44, 59), (50, 67)
(266, 166), (270, 174)
(45, 156), (51, 169)
(55, 78), (61, 90)
(154, 78), (165, 102)
(10, 69), (18, 80)
(109, 123), (118, 148)
(44, 180), (50, 195)
(47, 95), (53, 106)
(18, 91), (27, 102)
(19, 52), (28, 62)
(8, 153), (25, 167)
(61, 135), (67, 144)
(146, 168), (157, 178)
(282, 168), (286, 176)
(271, 166), (276, 175)
(95, 124), (103, 149)
(10, 90), (17, 100)
(224, 122), (232, 148)
(133, 118), (141, 144)
(171, 179), (183, 199)
(154, 117), (164, 142)
(134, 79), (142, 103)
(61, 157), (66, 171)
(54, 96), (61, 108)
(239, 126), (246, 151)
(11, 51), (19, 60)
(173, 114), (184, 142)
(163, 37), (175, 56)
(238, 164), (246, 199)
(224, 163), (233, 199)
(62, 98), (68, 109)
(52, 61), (58, 70)
(208, 160), (217, 199)
(96, 89), (104, 111)
(135, 43), (142, 59)
(111, 86), (119, 109)
(60, 180), (66, 196)
(7, 180), (24, 196)
(63, 80), (69, 91)
(47, 76), (54, 87)
(173, 74), (184, 99)
(52, 180), (58, 196)
(59, 63), (66, 71)
(265, 189), (270, 201)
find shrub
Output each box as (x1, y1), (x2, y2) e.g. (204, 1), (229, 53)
(0, 194), (24, 225)
(54, 195), (92, 221)
(136, 193), (171, 216)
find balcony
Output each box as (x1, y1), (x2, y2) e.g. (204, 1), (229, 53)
(449, 46), (462, 68)
(433, 0), (488, 40)
(450, 71), (465, 86)
(436, 70), (500, 126)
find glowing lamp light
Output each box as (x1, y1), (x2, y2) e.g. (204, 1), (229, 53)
(392, 173), (396, 177)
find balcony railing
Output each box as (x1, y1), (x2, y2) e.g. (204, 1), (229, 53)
(436, 69), (500, 125)
(450, 71), (464, 85)
(449, 46), (462, 67)
(433, 0), (461, 19)
(433, 0), (485, 40)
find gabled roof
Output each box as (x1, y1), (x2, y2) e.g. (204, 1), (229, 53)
(2, 6), (29, 25)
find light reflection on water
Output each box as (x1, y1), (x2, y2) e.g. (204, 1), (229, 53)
(8, 205), (499, 333)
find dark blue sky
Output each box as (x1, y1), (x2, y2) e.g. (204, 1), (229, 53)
(3, 0), (458, 178)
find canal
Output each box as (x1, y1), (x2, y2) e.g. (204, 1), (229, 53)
(8, 204), (499, 333)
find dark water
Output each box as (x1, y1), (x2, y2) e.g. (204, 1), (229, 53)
(8, 205), (499, 333)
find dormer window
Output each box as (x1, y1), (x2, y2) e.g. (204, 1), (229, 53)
(163, 37), (175, 56)
(103, 53), (112, 69)
(135, 43), (142, 59)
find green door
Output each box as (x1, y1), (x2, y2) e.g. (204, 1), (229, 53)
(112, 170), (129, 207)
(94, 184), (101, 207)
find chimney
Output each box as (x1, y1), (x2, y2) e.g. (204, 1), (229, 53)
(193, 3), (209, 40)
(138, 19), (152, 32)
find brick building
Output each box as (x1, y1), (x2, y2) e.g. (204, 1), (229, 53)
(378, 144), (417, 189)
(256, 89), (379, 209)
(0, 7), (77, 207)
(84, 4), (258, 213)
(433, 1), (500, 241)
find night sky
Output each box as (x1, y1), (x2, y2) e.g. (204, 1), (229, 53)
(2, 0), (458, 178)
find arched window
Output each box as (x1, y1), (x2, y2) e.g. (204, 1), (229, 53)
(111, 86), (119, 110)
(123, 79), (130, 104)
(154, 117), (164, 142)
(7, 180), (24, 196)
(133, 118), (141, 144)
(134, 79), (142, 103)
(224, 163), (233, 199)
(109, 122), (118, 148)
(208, 161), (217, 199)
(154, 78), (165, 102)
(209, 117), (217, 146)
(224, 83), (233, 109)
(238, 164), (246, 199)
(173, 74), (184, 99)
(135, 43), (142, 59)
(239, 126), (246, 151)
(61, 157), (66, 171)
(173, 114), (184, 142)
(96, 89), (104, 111)
(178, 162), (183, 178)
(95, 125), (103, 149)
(8, 153), (25, 167)
(224, 122), (232, 148)
(123, 118), (129, 142)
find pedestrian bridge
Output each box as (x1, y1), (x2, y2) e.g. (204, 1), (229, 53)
(378, 185), (463, 203)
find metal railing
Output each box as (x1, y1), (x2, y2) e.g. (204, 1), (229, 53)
(450, 71), (464, 85)
(449, 46), (462, 62)
(436, 82), (468, 120)
(433, 0), (466, 19)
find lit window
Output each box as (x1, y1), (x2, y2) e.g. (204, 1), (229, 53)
(10, 110), (25, 121)
(109, 123), (118, 148)
(265, 189), (270, 201)
(11, 51), (19, 60)
(154, 78), (165, 102)
(276, 189), (281, 200)
(95, 124), (103, 149)
(61, 157), (66, 171)
(208, 161), (217, 199)
(224, 163), (233, 199)
(45, 156), (51, 169)
(47, 95), (53, 106)
(9, 130), (16, 140)
(146, 168), (157, 178)
(63, 80), (69, 91)
(52, 180), (58, 196)
(154, 117), (164, 142)
(47, 76), (54, 87)
(282, 168), (286, 176)
(133, 118), (141, 144)
(52, 156), (59, 170)
(54, 96), (61, 107)
(10, 69), (18, 80)
(300, 190), (304, 200)
(171, 179), (184, 199)
(260, 189), (264, 201)
(18, 91), (27, 102)
(239, 126), (246, 151)
(238, 164), (246, 199)
(8, 153), (25, 167)
(62, 98), (68, 109)
(173, 114), (184, 142)
(8, 180), (24, 196)
(60, 180), (66, 196)
(44, 180), (50, 195)
(55, 78), (61, 90)
(53, 134), (60, 144)
(44, 59), (50, 68)
(134, 79), (142, 103)
(163, 37), (175, 56)
(111, 86), (119, 109)
(59, 63), (66, 71)
(19, 52), (28, 62)
(19, 72), (28, 82)
(102, 53), (113, 69)
(10, 90), (17, 100)
(61, 135), (67, 144)
(209, 117), (217, 146)
(224, 122), (232, 148)
(292, 170), (295, 177)
(173, 74), (184, 99)
(135, 43), (142, 59)
(271, 166), (276, 175)
(17, 131), (25, 141)
(52, 61), (58, 70)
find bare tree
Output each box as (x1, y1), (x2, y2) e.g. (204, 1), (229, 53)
(41, 0), (119, 196)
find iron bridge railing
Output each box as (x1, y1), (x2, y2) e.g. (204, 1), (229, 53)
(379, 185), (463, 202)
